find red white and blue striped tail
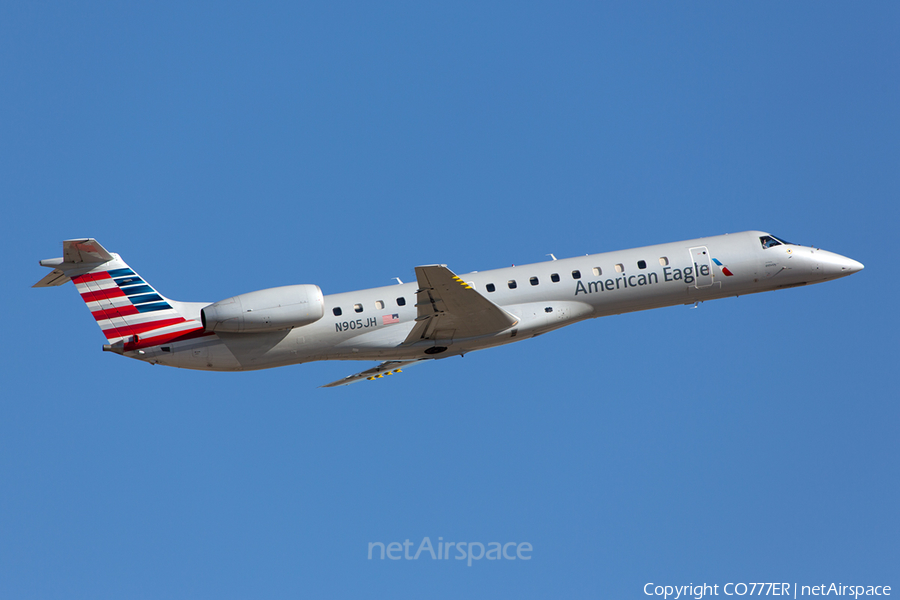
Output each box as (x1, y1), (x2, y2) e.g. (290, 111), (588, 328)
(35, 238), (204, 349)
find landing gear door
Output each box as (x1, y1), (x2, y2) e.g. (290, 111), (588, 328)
(689, 246), (714, 288)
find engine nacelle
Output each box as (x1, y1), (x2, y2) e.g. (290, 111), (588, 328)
(201, 284), (325, 333)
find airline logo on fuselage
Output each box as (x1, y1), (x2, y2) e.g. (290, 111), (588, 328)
(573, 260), (729, 296)
(712, 258), (734, 276)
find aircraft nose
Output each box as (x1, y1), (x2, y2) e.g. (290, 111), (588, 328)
(812, 250), (864, 279)
(842, 257), (864, 274)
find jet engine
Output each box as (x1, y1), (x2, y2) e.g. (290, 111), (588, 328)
(201, 284), (325, 333)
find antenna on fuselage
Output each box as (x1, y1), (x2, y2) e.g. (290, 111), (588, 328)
(547, 254), (557, 261)
(393, 277), (403, 284)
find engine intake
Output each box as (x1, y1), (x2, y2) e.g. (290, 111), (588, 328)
(201, 284), (325, 333)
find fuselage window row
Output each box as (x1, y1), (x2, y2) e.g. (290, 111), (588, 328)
(333, 297), (406, 317)
(333, 254), (708, 316)
(331, 257), (671, 313)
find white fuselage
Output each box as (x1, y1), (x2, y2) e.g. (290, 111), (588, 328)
(136, 231), (862, 371)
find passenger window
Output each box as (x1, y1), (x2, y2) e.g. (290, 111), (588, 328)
(333, 307), (342, 316)
(637, 260), (646, 269)
(615, 263), (624, 273)
(572, 270), (581, 279)
(375, 300), (384, 309)
(551, 273), (560, 283)
(486, 283), (496, 292)
(508, 280), (517, 289)
(659, 257), (669, 266)
(354, 303), (363, 313)
(530, 277), (539, 286)
(396, 297), (406, 306)
(592, 267), (601, 276)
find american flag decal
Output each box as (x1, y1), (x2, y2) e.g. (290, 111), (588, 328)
(382, 314), (400, 324)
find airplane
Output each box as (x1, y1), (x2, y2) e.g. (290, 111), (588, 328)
(34, 232), (863, 387)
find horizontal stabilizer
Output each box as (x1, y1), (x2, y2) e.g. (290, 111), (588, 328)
(321, 359), (430, 388)
(63, 238), (114, 264)
(34, 238), (115, 287)
(32, 268), (71, 288)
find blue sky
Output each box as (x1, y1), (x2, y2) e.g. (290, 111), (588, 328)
(2, 3), (897, 598)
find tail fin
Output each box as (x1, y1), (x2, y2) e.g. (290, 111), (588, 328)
(35, 239), (203, 349)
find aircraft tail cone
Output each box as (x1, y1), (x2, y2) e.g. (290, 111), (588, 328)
(103, 341), (125, 354)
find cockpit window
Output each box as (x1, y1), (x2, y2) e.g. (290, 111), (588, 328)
(760, 235), (793, 249)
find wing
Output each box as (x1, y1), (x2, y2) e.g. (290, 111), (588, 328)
(403, 265), (518, 344)
(320, 359), (429, 388)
